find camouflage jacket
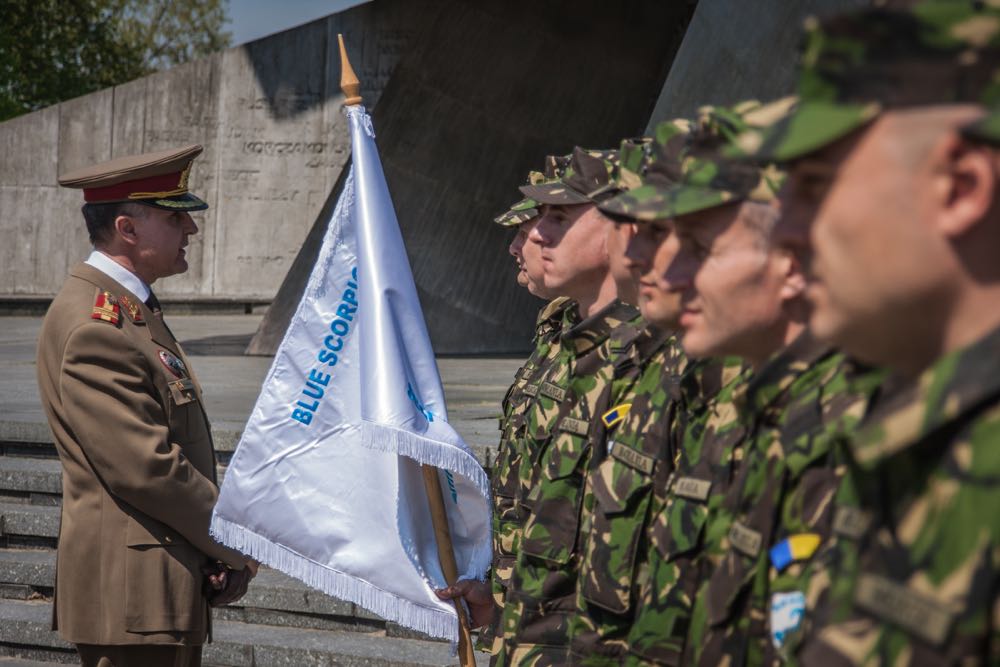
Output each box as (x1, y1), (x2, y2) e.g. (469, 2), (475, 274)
(796, 325), (1000, 666)
(567, 334), (688, 665)
(624, 355), (749, 666)
(483, 297), (575, 649)
(494, 298), (644, 666)
(686, 335), (882, 666)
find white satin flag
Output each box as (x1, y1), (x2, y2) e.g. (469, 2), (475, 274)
(211, 105), (491, 642)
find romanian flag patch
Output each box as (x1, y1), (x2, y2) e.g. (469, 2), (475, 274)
(769, 533), (821, 572)
(91, 291), (120, 325)
(601, 403), (632, 429)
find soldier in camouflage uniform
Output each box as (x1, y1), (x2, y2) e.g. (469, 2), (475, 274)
(609, 101), (822, 665)
(467, 159), (578, 648)
(492, 146), (651, 666)
(563, 121), (694, 665)
(747, 2), (1000, 663)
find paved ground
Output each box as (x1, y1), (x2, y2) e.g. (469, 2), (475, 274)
(0, 314), (520, 463)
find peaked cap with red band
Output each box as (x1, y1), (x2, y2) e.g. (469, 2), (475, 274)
(58, 144), (208, 211)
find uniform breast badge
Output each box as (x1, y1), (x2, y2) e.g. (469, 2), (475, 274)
(158, 349), (197, 405)
(158, 349), (188, 378)
(91, 291), (120, 325)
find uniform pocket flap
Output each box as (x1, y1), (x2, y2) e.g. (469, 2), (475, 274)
(592, 458), (653, 517)
(126, 515), (184, 547)
(651, 495), (709, 562)
(542, 430), (589, 481)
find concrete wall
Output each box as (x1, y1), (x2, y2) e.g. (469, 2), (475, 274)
(0, 0), (419, 299)
(647, 0), (871, 130)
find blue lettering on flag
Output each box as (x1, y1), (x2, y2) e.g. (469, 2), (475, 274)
(291, 267), (359, 425)
(406, 382), (434, 422)
(444, 470), (458, 504)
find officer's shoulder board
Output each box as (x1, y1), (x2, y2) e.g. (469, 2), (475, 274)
(91, 289), (121, 326)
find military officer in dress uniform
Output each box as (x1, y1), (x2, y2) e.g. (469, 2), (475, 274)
(36, 144), (256, 667)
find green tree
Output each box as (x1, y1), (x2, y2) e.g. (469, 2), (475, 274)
(0, 0), (230, 121)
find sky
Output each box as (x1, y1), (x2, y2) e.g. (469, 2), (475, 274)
(226, 0), (372, 46)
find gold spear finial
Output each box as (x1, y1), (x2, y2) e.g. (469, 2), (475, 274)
(338, 34), (362, 106)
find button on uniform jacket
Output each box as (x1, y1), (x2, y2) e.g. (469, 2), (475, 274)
(36, 262), (246, 645)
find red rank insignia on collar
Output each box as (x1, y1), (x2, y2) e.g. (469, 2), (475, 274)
(117, 295), (144, 324)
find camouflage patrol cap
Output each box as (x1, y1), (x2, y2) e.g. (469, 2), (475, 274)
(602, 102), (787, 221)
(962, 107), (1000, 143)
(518, 147), (620, 205)
(597, 118), (691, 221)
(744, 0), (1000, 163)
(493, 157), (572, 226)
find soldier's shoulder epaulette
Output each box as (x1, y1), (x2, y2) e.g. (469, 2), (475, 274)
(91, 289), (121, 326)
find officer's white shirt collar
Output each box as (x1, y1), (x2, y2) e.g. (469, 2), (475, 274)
(84, 250), (151, 302)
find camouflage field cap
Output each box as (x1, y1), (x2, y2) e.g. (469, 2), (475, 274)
(962, 106), (1000, 143)
(744, 0), (1000, 163)
(493, 155), (572, 226)
(598, 118), (691, 221)
(603, 102), (787, 221)
(59, 144), (209, 211)
(518, 147), (619, 205)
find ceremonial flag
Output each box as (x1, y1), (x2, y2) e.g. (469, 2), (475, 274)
(211, 103), (491, 642)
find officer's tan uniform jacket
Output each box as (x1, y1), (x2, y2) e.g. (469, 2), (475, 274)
(36, 262), (246, 646)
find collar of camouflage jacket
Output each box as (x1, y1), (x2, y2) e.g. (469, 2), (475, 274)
(534, 297), (575, 343)
(743, 329), (837, 416)
(561, 298), (641, 357)
(850, 323), (1000, 468)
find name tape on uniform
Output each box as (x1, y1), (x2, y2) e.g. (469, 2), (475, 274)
(673, 476), (712, 502)
(610, 446), (655, 474)
(523, 384), (539, 397)
(832, 506), (871, 540)
(729, 521), (763, 558)
(559, 417), (590, 437)
(540, 382), (567, 402)
(853, 573), (953, 647)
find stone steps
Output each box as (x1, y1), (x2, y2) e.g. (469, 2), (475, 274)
(0, 599), (485, 666)
(0, 419), (498, 470)
(0, 547), (387, 630)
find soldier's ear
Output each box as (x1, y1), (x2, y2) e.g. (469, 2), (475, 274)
(778, 247), (807, 302)
(114, 214), (141, 247)
(933, 131), (996, 239)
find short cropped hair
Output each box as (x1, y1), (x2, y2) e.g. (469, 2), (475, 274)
(81, 202), (150, 246)
(740, 200), (781, 249)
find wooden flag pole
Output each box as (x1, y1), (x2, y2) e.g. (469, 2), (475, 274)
(338, 34), (477, 667)
(422, 465), (478, 666)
